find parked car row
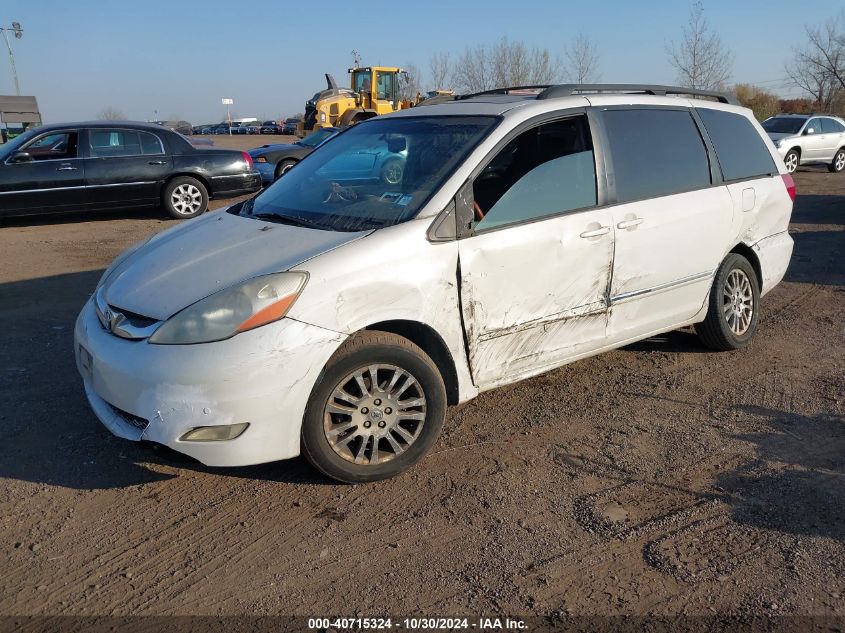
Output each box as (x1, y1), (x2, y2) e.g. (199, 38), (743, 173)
(191, 120), (301, 136)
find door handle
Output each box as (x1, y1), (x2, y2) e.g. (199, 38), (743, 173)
(148, 160), (167, 165)
(579, 226), (610, 238)
(617, 218), (644, 230)
(56, 165), (78, 171)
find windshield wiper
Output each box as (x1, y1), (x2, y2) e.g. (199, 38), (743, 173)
(250, 212), (325, 230)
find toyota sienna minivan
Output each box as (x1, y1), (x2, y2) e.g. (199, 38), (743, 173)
(75, 84), (795, 482)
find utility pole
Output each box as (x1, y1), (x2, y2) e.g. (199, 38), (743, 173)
(0, 22), (23, 96)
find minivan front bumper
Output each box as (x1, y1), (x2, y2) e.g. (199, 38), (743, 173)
(74, 297), (346, 467)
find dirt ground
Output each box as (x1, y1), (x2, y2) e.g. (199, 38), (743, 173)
(0, 142), (843, 631)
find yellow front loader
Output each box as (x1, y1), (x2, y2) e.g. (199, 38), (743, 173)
(297, 66), (415, 137)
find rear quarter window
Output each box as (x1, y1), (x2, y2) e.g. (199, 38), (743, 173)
(696, 108), (777, 181)
(602, 108), (711, 203)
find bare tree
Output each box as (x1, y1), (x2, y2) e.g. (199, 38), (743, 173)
(97, 106), (126, 120)
(786, 12), (845, 107)
(666, 2), (733, 90)
(399, 63), (423, 101)
(451, 38), (560, 94)
(563, 33), (601, 84)
(429, 52), (451, 90)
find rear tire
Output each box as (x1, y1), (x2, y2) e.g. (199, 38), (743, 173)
(301, 331), (447, 483)
(162, 176), (208, 219)
(828, 148), (845, 173)
(695, 253), (760, 351)
(783, 149), (799, 173)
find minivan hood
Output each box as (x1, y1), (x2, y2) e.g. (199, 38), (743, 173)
(102, 209), (369, 320)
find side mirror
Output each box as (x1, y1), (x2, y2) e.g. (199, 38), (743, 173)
(9, 151), (33, 163)
(805, 127), (815, 135)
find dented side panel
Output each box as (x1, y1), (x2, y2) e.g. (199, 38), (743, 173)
(607, 186), (734, 340)
(457, 209), (615, 388)
(286, 217), (478, 403)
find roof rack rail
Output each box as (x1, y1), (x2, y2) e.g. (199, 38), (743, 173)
(455, 85), (553, 100)
(536, 83), (737, 105)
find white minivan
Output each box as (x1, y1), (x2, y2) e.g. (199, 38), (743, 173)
(75, 84), (795, 482)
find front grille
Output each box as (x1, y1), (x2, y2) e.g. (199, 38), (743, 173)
(111, 307), (158, 330)
(94, 288), (161, 340)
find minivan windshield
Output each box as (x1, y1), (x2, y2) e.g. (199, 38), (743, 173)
(237, 116), (497, 231)
(762, 117), (807, 134)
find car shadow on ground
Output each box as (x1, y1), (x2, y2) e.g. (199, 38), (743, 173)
(621, 329), (711, 354)
(0, 270), (328, 490)
(716, 405), (845, 542)
(0, 206), (168, 227)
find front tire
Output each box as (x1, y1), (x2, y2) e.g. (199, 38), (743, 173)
(274, 159), (297, 180)
(695, 253), (760, 351)
(380, 158), (404, 185)
(162, 176), (208, 219)
(301, 331), (447, 483)
(828, 148), (845, 173)
(783, 149), (799, 173)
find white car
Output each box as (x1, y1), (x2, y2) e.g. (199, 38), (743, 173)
(762, 113), (845, 173)
(75, 84), (795, 482)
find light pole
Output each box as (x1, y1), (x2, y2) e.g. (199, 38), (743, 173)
(222, 98), (233, 135)
(0, 21), (23, 96)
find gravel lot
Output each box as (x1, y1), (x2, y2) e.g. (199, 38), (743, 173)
(0, 137), (842, 628)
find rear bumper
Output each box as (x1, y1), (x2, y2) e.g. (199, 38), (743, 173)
(209, 171), (262, 198)
(753, 230), (794, 295)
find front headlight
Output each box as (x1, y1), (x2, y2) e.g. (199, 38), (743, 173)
(149, 272), (308, 345)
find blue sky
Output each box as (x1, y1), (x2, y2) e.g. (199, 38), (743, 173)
(2, 0), (842, 124)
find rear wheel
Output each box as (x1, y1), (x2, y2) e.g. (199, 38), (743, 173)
(162, 176), (208, 219)
(274, 159), (297, 180)
(301, 331), (447, 483)
(828, 148), (845, 173)
(784, 149), (799, 173)
(695, 253), (760, 351)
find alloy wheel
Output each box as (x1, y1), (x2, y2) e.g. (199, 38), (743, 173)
(722, 269), (754, 336)
(323, 364), (427, 466)
(170, 184), (203, 215)
(785, 152), (798, 173)
(836, 151), (845, 172)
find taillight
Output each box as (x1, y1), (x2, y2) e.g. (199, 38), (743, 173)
(242, 151), (254, 169)
(781, 173), (796, 201)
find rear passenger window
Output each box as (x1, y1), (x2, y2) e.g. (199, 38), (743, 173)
(472, 116), (597, 231)
(602, 109), (711, 203)
(821, 118), (845, 134)
(89, 129), (142, 157)
(696, 109), (777, 182)
(139, 132), (164, 155)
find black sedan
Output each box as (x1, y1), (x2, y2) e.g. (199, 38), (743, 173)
(249, 127), (340, 184)
(0, 121), (261, 219)
(259, 121), (282, 135)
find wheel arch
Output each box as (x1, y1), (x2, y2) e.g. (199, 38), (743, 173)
(162, 172), (211, 198)
(364, 320), (460, 406)
(729, 242), (763, 287)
